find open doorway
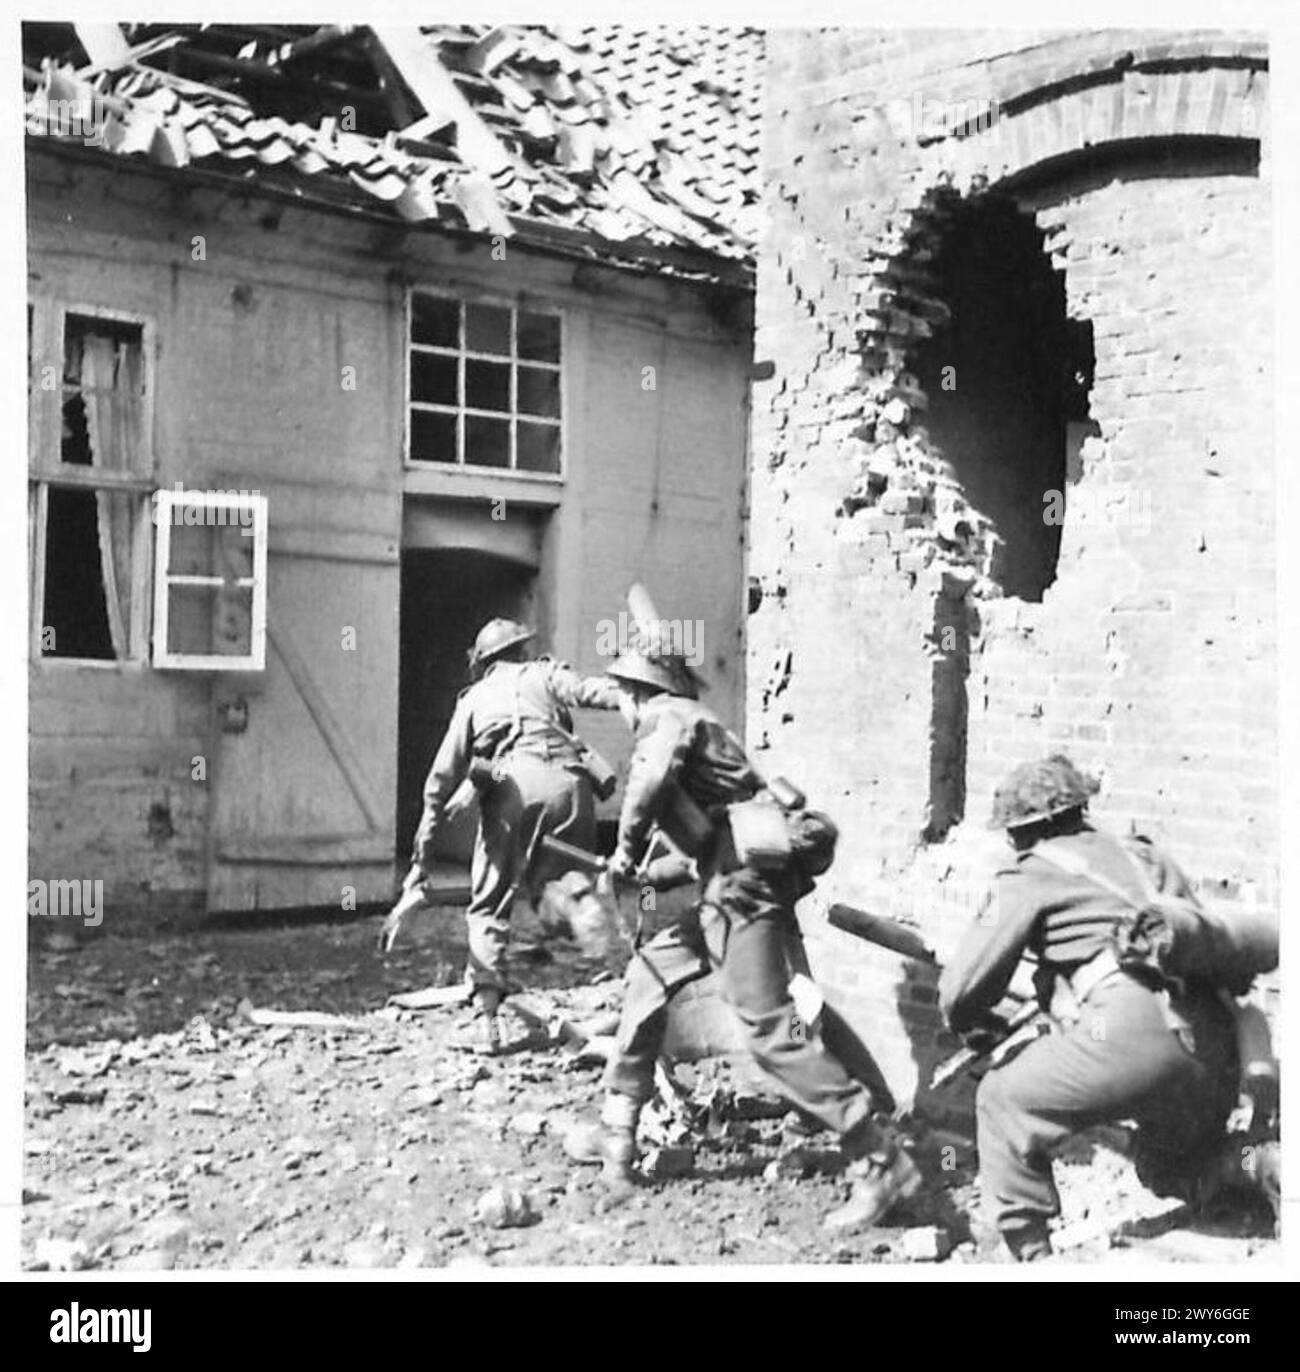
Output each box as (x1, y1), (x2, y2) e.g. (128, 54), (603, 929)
(397, 548), (537, 868)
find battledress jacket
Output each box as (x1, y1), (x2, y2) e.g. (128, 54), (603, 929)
(416, 657), (618, 851)
(938, 827), (1194, 1034)
(613, 693), (762, 867)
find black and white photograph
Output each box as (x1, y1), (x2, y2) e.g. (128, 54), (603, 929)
(9, 1), (1295, 1297)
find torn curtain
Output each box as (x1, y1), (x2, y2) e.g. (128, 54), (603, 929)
(80, 332), (141, 657)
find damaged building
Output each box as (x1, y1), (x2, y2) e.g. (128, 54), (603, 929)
(25, 23), (760, 924)
(749, 30), (1274, 1113)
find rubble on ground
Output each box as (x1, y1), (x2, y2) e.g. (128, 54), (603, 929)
(23, 913), (1278, 1269)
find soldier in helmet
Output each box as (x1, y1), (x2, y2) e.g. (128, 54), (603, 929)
(939, 754), (1263, 1261)
(567, 643), (921, 1231)
(400, 618), (620, 1053)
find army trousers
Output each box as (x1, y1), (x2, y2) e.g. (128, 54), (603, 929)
(975, 973), (1238, 1244)
(604, 865), (876, 1139)
(466, 752), (596, 995)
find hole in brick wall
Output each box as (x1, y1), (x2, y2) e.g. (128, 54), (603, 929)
(911, 194), (1095, 602)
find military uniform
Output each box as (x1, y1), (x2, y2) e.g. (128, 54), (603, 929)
(605, 691), (878, 1139)
(413, 654), (619, 996)
(940, 825), (1238, 1254)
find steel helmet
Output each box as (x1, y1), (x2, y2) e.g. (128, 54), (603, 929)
(469, 618), (534, 672)
(788, 808), (839, 877)
(989, 754), (1099, 830)
(607, 648), (703, 699)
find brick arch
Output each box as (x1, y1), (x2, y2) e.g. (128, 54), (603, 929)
(935, 58), (1268, 193)
(830, 47), (1268, 593)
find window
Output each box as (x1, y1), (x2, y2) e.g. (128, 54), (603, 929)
(407, 292), (563, 474)
(151, 489), (268, 671)
(28, 305), (154, 662)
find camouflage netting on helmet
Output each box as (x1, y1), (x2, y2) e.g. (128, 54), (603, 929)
(989, 753), (1100, 830)
(608, 635), (704, 698)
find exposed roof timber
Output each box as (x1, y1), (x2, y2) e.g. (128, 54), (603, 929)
(73, 23), (128, 68)
(269, 26), (358, 66)
(76, 31), (183, 81)
(359, 31), (424, 134)
(370, 25), (511, 177)
(159, 44), (291, 86)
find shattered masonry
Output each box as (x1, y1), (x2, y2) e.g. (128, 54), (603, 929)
(749, 30), (1274, 1118)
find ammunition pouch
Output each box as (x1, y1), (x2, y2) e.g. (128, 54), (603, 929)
(466, 756), (500, 795)
(729, 777), (838, 879)
(728, 795), (794, 872)
(657, 781), (716, 859)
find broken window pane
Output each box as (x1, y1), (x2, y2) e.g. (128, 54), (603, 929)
(62, 315), (145, 471)
(410, 350), (458, 406)
(465, 415), (510, 468)
(517, 311), (560, 363)
(41, 487), (116, 660)
(61, 392), (93, 466)
(465, 359), (511, 412)
(517, 366), (560, 418)
(410, 293), (459, 349)
(166, 583), (253, 658)
(516, 421), (561, 474)
(465, 303), (511, 356)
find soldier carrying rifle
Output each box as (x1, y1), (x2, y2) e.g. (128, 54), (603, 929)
(566, 633), (922, 1231)
(385, 617), (620, 1054)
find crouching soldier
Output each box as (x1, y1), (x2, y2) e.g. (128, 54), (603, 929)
(940, 754), (1277, 1262)
(397, 618), (620, 1053)
(567, 645), (921, 1231)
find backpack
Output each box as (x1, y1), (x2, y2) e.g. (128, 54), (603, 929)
(1034, 837), (1278, 997)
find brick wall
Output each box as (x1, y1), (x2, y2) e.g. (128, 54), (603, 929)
(750, 29), (1273, 1120)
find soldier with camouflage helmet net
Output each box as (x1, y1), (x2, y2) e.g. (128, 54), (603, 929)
(565, 637), (922, 1234)
(392, 617), (620, 1054)
(940, 754), (1273, 1260)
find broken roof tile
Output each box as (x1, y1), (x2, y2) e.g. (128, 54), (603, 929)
(23, 23), (760, 281)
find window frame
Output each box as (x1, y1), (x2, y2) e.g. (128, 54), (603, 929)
(151, 489), (269, 672)
(28, 299), (157, 668)
(404, 286), (566, 480)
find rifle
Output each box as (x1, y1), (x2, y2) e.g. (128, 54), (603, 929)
(929, 999), (1043, 1090)
(827, 900), (1045, 1089)
(377, 786), (535, 955)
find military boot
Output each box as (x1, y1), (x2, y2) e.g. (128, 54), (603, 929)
(473, 987), (503, 1057)
(1002, 1222), (1053, 1262)
(1194, 1137), (1281, 1227)
(564, 1092), (641, 1194)
(823, 1118), (924, 1234)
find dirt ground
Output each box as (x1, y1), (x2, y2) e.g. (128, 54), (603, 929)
(22, 908), (1279, 1271)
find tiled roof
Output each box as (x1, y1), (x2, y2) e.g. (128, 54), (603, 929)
(23, 23), (761, 282)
